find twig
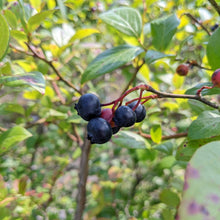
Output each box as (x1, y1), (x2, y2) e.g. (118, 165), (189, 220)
(74, 133), (92, 220)
(182, 13), (211, 36)
(51, 81), (66, 104)
(25, 43), (82, 95)
(208, 0), (220, 15)
(139, 130), (188, 141)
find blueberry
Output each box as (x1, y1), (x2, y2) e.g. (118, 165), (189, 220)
(112, 126), (120, 134)
(74, 93), (101, 121)
(113, 105), (136, 127)
(87, 118), (112, 144)
(128, 101), (146, 123)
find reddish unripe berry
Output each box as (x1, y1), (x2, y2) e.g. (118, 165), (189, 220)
(100, 108), (113, 123)
(211, 69), (220, 88)
(176, 64), (189, 76)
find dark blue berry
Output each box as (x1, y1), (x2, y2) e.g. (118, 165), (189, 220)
(128, 101), (146, 123)
(74, 93), (101, 121)
(113, 105), (136, 127)
(112, 126), (120, 134)
(87, 117), (112, 144)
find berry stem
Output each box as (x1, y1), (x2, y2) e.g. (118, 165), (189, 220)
(102, 84), (219, 110)
(196, 85), (214, 96)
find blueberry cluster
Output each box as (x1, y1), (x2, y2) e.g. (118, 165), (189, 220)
(75, 93), (146, 144)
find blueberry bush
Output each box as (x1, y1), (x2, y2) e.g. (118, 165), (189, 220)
(1, 0), (220, 219)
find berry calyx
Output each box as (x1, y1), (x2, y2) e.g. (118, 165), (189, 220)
(75, 93), (101, 121)
(128, 101), (146, 123)
(113, 105), (136, 127)
(211, 69), (220, 88)
(87, 118), (112, 144)
(176, 64), (189, 76)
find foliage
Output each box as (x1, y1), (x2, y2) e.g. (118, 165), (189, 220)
(0, 0), (220, 219)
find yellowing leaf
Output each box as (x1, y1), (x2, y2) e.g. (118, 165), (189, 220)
(69, 28), (100, 43)
(150, 125), (162, 144)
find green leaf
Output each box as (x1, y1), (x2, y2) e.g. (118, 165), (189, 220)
(154, 140), (174, 155)
(69, 28), (100, 43)
(145, 50), (174, 64)
(158, 155), (176, 169)
(176, 136), (220, 161)
(99, 7), (142, 38)
(150, 124), (162, 143)
(0, 103), (25, 115)
(207, 27), (220, 69)
(57, 0), (66, 19)
(178, 141), (220, 220)
(0, 71), (45, 94)
(188, 110), (220, 140)
(11, 30), (28, 41)
(28, 9), (57, 32)
(151, 14), (180, 51)
(112, 131), (149, 149)
(3, 10), (18, 29)
(0, 13), (10, 61)
(81, 45), (144, 83)
(160, 189), (180, 207)
(0, 126), (32, 154)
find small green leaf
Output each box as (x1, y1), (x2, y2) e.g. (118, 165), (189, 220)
(154, 140), (174, 155)
(11, 30), (28, 41)
(158, 155), (176, 169)
(207, 27), (220, 69)
(150, 124), (162, 143)
(112, 131), (149, 149)
(28, 9), (57, 32)
(145, 50), (174, 64)
(3, 10), (17, 29)
(81, 45), (144, 83)
(99, 7), (142, 38)
(188, 110), (220, 140)
(151, 14), (180, 51)
(69, 28), (100, 43)
(0, 71), (45, 94)
(0, 126), (32, 154)
(0, 103), (25, 115)
(0, 13), (10, 61)
(178, 141), (220, 220)
(160, 189), (180, 207)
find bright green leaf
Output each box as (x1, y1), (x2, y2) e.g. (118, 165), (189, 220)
(69, 28), (100, 43)
(145, 50), (174, 64)
(28, 9), (57, 32)
(0, 126), (32, 154)
(178, 141), (220, 220)
(81, 45), (144, 83)
(207, 27), (220, 69)
(11, 30), (28, 41)
(173, 73), (185, 89)
(112, 131), (149, 149)
(0, 71), (45, 94)
(3, 10), (17, 29)
(150, 124), (162, 143)
(188, 110), (220, 140)
(0, 14), (10, 61)
(151, 14), (180, 51)
(99, 7), (142, 38)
